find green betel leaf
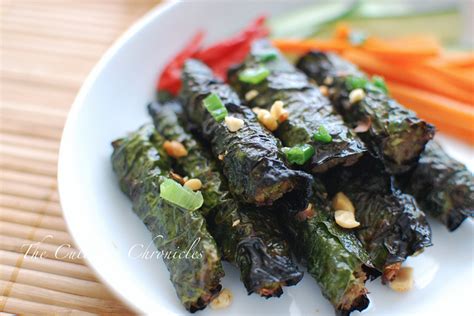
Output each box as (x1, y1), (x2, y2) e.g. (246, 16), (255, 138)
(181, 59), (312, 213)
(111, 124), (223, 312)
(228, 39), (366, 174)
(297, 51), (434, 174)
(399, 141), (474, 231)
(148, 101), (304, 297)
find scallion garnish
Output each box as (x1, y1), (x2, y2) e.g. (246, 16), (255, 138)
(203, 93), (228, 122)
(345, 75), (368, 91)
(160, 178), (204, 211)
(256, 49), (278, 62)
(313, 125), (332, 143)
(282, 144), (315, 165)
(238, 65), (270, 84)
(371, 76), (389, 94)
(346, 75), (389, 95)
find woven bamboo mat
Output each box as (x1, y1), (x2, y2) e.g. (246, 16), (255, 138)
(0, 0), (160, 314)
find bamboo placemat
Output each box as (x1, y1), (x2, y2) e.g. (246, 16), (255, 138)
(0, 0), (160, 314)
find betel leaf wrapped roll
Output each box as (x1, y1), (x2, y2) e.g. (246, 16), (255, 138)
(297, 51), (435, 174)
(148, 101), (303, 297)
(180, 59), (312, 212)
(283, 180), (377, 315)
(228, 39), (366, 173)
(399, 141), (474, 231)
(322, 157), (432, 282)
(111, 124), (224, 312)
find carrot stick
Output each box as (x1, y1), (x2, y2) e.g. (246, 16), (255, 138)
(424, 117), (473, 144)
(343, 49), (474, 105)
(387, 81), (474, 128)
(272, 38), (349, 54)
(387, 81), (474, 143)
(422, 64), (474, 92)
(428, 51), (474, 68)
(362, 36), (440, 61)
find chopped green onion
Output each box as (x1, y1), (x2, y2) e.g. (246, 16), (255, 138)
(255, 49), (278, 62)
(345, 75), (368, 91)
(282, 144), (315, 165)
(371, 76), (389, 94)
(313, 125), (333, 143)
(203, 93), (228, 122)
(160, 179), (204, 211)
(238, 65), (270, 84)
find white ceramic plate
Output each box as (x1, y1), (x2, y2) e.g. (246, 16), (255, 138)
(58, 1), (474, 315)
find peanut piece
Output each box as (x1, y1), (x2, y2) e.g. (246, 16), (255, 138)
(210, 288), (233, 310)
(389, 267), (414, 292)
(184, 178), (202, 191)
(349, 88), (365, 104)
(225, 116), (244, 132)
(163, 140), (188, 158)
(332, 192), (355, 213)
(335, 210), (360, 229)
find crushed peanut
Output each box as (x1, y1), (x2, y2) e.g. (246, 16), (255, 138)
(232, 219), (241, 227)
(252, 107), (264, 115)
(349, 88), (366, 104)
(270, 100), (284, 117)
(184, 178), (202, 191)
(335, 210), (360, 229)
(261, 112), (278, 131)
(295, 203), (315, 221)
(256, 108), (270, 121)
(332, 192), (355, 213)
(323, 76), (334, 85)
(245, 89), (259, 101)
(319, 85), (329, 96)
(218, 154), (225, 160)
(270, 100), (289, 123)
(210, 288), (233, 310)
(389, 267), (414, 292)
(225, 116), (244, 132)
(163, 140), (188, 158)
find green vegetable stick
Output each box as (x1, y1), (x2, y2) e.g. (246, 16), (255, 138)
(296, 51), (435, 174)
(228, 39), (366, 173)
(111, 124), (224, 312)
(148, 101), (304, 297)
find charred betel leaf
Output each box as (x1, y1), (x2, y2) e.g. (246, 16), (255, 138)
(322, 156), (432, 282)
(297, 51), (435, 174)
(148, 101), (303, 297)
(111, 124), (224, 312)
(399, 141), (474, 231)
(228, 39), (366, 173)
(282, 179), (377, 315)
(180, 59), (312, 213)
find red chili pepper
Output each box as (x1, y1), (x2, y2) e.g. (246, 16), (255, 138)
(198, 16), (268, 79)
(157, 31), (205, 95)
(196, 16), (267, 64)
(157, 16), (268, 95)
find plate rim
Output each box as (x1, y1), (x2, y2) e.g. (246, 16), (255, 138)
(57, 1), (178, 314)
